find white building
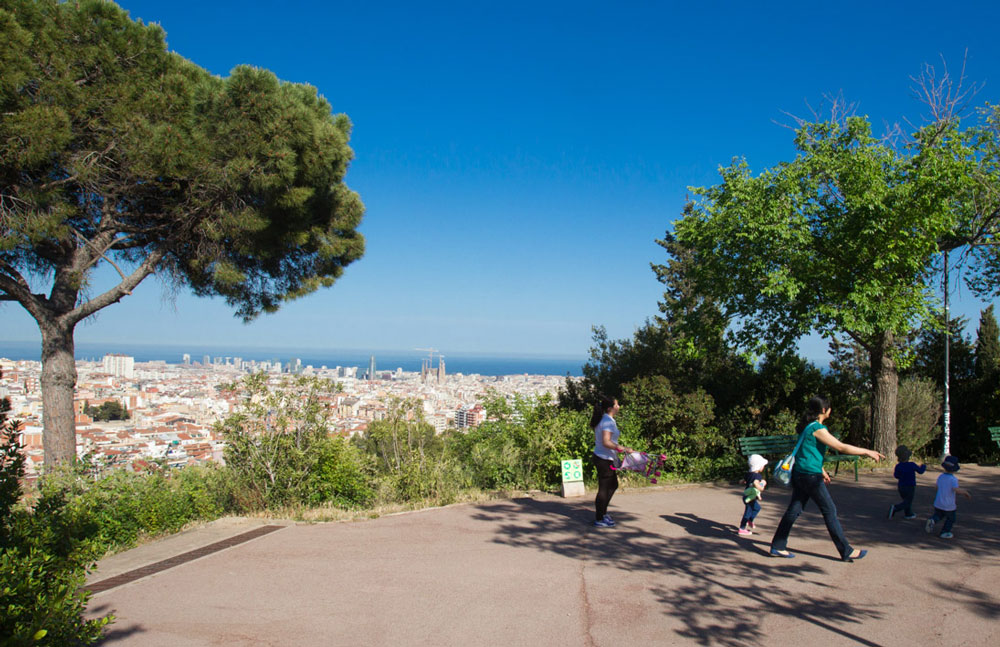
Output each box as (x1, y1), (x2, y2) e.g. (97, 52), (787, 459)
(102, 353), (135, 379)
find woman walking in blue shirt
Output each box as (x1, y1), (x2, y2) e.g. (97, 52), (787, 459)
(769, 396), (885, 561)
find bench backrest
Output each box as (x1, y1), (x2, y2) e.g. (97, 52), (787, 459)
(737, 435), (797, 456)
(989, 426), (1000, 440)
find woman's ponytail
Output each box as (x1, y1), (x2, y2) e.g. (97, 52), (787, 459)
(590, 394), (616, 430)
(797, 395), (831, 433)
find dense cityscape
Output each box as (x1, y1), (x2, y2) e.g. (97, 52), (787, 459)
(0, 352), (567, 478)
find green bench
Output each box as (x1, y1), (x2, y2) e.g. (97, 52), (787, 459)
(737, 434), (859, 481)
(990, 427), (1000, 450)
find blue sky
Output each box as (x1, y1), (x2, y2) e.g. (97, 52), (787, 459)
(3, 0), (999, 360)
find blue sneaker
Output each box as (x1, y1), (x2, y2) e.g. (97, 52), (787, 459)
(593, 518), (614, 528)
(602, 514), (616, 527)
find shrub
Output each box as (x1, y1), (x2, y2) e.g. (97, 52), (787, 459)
(450, 393), (590, 491)
(219, 373), (345, 509)
(896, 378), (942, 455)
(307, 437), (374, 507)
(1, 392), (112, 645)
(618, 376), (723, 474)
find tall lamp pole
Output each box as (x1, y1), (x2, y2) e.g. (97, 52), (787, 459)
(943, 250), (951, 457)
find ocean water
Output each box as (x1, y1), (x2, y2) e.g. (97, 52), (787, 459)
(0, 341), (586, 377)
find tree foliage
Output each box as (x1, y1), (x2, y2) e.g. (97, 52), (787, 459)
(669, 111), (999, 455)
(0, 0), (365, 463)
(84, 400), (129, 422)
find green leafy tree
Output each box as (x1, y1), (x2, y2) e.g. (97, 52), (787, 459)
(0, 0), (365, 465)
(84, 400), (130, 421)
(671, 108), (998, 455)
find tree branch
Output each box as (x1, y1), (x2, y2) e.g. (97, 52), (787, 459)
(70, 226), (132, 279)
(66, 249), (165, 324)
(0, 264), (47, 322)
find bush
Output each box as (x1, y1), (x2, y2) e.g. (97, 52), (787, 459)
(618, 376), (723, 475)
(449, 393), (590, 491)
(34, 463), (232, 555)
(896, 378), (943, 455)
(1, 392), (113, 646)
(219, 373), (348, 509)
(307, 438), (374, 507)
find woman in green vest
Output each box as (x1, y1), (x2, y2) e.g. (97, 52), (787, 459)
(769, 396), (885, 561)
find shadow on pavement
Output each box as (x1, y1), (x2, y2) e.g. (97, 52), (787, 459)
(472, 496), (881, 646)
(88, 600), (145, 645)
(472, 465), (999, 645)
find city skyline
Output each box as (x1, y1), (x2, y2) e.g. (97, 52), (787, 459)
(2, 1), (998, 363)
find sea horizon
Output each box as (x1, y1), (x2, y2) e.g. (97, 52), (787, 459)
(0, 340), (587, 377)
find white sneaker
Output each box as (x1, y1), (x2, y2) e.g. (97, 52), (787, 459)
(939, 532), (954, 539)
(925, 518), (935, 533)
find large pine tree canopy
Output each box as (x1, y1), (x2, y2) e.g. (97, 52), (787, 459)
(0, 0), (365, 322)
(0, 0), (365, 464)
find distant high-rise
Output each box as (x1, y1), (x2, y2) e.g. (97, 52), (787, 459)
(437, 358), (446, 383)
(182, 353), (191, 365)
(369, 355), (376, 381)
(202, 355), (211, 366)
(103, 353), (134, 378)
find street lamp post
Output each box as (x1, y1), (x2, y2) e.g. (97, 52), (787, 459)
(943, 250), (951, 457)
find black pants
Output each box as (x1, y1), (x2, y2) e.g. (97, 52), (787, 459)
(592, 454), (618, 521)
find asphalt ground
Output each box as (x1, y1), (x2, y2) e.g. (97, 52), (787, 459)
(86, 464), (1000, 646)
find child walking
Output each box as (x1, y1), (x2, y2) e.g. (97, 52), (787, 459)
(925, 455), (972, 539)
(738, 454), (767, 535)
(888, 445), (926, 519)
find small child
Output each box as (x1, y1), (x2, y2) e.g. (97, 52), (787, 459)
(738, 454), (767, 535)
(888, 445), (926, 519)
(925, 455), (972, 539)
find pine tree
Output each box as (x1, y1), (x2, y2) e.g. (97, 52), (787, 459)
(1, 1), (365, 464)
(975, 306), (1000, 380)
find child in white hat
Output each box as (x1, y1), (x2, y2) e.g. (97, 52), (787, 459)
(925, 455), (972, 539)
(738, 454), (768, 535)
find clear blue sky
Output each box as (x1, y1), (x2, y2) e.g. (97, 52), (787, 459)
(3, 0), (998, 360)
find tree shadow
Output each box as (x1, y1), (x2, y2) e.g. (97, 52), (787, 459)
(86, 601), (146, 645)
(471, 497), (882, 646)
(816, 465), (1000, 559)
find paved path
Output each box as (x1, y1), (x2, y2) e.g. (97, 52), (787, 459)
(87, 465), (1000, 646)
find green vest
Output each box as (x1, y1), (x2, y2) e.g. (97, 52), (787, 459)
(794, 421), (828, 474)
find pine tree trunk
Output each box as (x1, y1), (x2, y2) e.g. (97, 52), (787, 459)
(40, 320), (78, 466)
(869, 333), (898, 457)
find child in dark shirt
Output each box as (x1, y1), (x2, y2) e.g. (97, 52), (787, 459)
(738, 454), (767, 535)
(888, 445), (926, 520)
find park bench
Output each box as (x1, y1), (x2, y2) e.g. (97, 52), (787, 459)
(989, 426), (1000, 451)
(737, 433), (859, 481)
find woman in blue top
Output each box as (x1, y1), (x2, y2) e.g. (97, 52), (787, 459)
(591, 394), (632, 528)
(769, 396), (884, 561)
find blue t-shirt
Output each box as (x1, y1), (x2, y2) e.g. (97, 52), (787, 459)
(593, 414), (620, 460)
(744, 470), (765, 488)
(893, 461), (926, 487)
